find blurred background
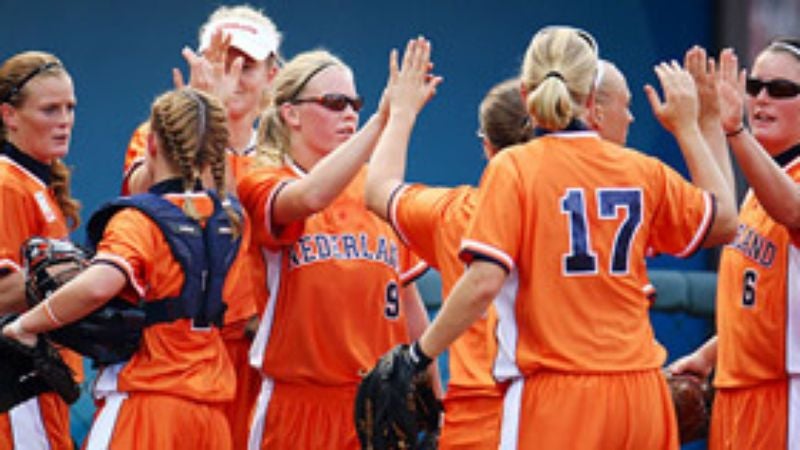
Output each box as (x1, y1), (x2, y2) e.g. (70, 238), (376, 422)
(2, 0), (798, 448)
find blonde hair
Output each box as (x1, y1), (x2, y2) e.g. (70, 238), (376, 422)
(521, 26), (599, 130)
(255, 49), (347, 166)
(478, 78), (534, 152)
(0, 51), (81, 230)
(150, 88), (242, 236)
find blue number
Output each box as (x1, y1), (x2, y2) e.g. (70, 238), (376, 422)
(385, 281), (400, 319)
(598, 189), (642, 274)
(561, 189), (598, 274)
(742, 269), (758, 307)
(561, 188), (642, 275)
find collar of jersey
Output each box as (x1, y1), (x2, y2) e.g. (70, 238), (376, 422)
(148, 177), (203, 195)
(533, 119), (597, 138)
(0, 141), (51, 184)
(773, 143), (800, 168)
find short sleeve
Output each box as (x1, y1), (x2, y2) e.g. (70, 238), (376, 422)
(390, 184), (456, 268)
(237, 166), (305, 248)
(93, 209), (154, 297)
(647, 162), (715, 258)
(459, 152), (522, 272)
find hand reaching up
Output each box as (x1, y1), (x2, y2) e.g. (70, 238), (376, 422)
(172, 29), (243, 105)
(383, 37), (443, 120)
(645, 60), (700, 136)
(717, 48), (747, 134)
(684, 46), (721, 127)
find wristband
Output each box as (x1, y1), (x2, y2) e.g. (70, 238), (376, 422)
(726, 124), (745, 138)
(43, 299), (64, 327)
(409, 341), (433, 371)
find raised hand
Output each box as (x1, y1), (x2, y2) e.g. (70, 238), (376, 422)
(717, 48), (747, 134)
(381, 37), (443, 120)
(684, 46), (721, 126)
(172, 29), (243, 104)
(645, 60), (700, 135)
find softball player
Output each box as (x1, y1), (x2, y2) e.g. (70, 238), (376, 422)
(120, 7), (281, 448)
(670, 37), (800, 449)
(3, 87), (245, 449)
(411, 26), (737, 449)
(238, 48), (431, 450)
(0, 51), (83, 450)
(365, 39), (529, 449)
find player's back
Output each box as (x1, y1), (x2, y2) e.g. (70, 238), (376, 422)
(474, 131), (712, 374)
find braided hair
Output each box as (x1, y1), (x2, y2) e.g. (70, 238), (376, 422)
(150, 88), (242, 236)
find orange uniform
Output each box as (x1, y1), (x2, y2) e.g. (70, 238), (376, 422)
(120, 124), (266, 450)
(390, 184), (503, 449)
(82, 181), (242, 449)
(238, 162), (426, 450)
(0, 143), (83, 450)
(711, 147), (800, 449)
(461, 129), (714, 449)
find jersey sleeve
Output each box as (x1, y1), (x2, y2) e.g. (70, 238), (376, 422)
(459, 152), (522, 272)
(237, 165), (305, 248)
(390, 184), (457, 268)
(93, 209), (154, 298)
(647, 161), (715, 258)
(120, 122), (150, 196)
(0, 184), (35, 271)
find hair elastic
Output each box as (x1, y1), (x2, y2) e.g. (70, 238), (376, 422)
(1, 61), (62, 104)
(545, 71), (565, 81)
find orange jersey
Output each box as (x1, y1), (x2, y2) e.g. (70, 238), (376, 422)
(238, 162), (427, 386)
(461, 131), (714, 375)
(92, 189), (238, 403)
(390, 184), (500, 396)
(715, 156), (800, 389)
(0, 143), (82, 450)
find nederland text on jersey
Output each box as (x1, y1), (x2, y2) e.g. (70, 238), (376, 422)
(288, 232), (400, 270)
(729, 223), (777, 268)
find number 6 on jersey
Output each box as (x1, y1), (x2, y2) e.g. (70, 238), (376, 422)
(561, 187), (643, 276)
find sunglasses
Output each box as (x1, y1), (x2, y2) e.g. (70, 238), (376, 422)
(291, 93), (364, 112)
(745, 78), (800, 99)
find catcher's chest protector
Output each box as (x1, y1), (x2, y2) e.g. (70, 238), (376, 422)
(87, 191), (242, 328)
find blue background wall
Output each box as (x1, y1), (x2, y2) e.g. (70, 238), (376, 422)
(1, 0), (715, 268)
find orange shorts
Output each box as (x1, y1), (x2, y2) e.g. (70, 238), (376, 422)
(439, 386), (504, 450)
(710, 378), (793, 450)
(83, 392), (231, 450)
(505, 369), (678, 450)
(0, 392), (73, 450)
(220, 322), (261, 450)
(249, 380), (359, 450)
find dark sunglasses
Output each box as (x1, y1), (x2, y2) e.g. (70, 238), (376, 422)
(291, 93), (364, 112)
(745, 78), (800, 99)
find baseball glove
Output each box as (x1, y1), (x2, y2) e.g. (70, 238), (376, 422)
(355, 344), (442, 450)
(665, 372), (714, 444)
(22, 236), (145, 365)
(0, 315), (80, 413)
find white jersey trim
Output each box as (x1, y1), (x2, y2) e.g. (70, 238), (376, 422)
(85, 392), (128, 450)
(9, 398), (49, 450)
(675, 191), (713, 258)
(249, 248), (282, 370)
(460, 239), (514, 272)
(493, 268), (522, 381)
(248, 376), (275, 450)
(786, 244), (800, 373)
(499, 377), (523, 450)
